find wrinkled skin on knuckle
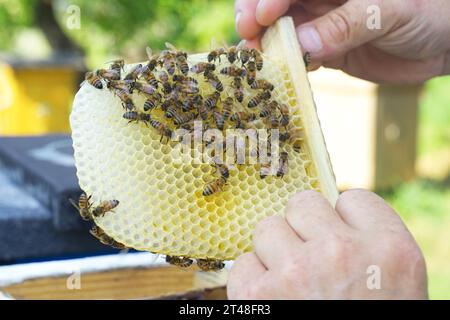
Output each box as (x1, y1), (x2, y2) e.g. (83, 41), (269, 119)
(379, 232), (426, 274)
(254, 215), (283, 240)
(324, 8), (353, 45)
(324, 235), (355, 267)
(276, 258), (308, 297)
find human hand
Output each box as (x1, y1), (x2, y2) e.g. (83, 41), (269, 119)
(227, 190), (428, 299)
(234, 0), (450, 84)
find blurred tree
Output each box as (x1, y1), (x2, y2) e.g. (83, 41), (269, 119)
(0, 0), (238, 66)
(36, 0), (83, 56)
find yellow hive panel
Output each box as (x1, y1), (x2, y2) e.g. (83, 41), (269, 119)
(70, 17), (337, 262)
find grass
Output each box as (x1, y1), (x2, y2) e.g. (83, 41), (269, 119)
(380, 76), (450, 300)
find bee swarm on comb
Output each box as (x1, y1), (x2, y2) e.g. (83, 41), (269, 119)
(70, 17), (338, 271)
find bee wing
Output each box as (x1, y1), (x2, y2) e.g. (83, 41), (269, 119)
(145, 46), (154, 60)
(221, 39), (229, 50)
(165, 42), (177, 51)
(127, 64), (143, 76)
(210, 37), (218, 50)
(237, 39), (247, 49)
(68, 198), (81, 211)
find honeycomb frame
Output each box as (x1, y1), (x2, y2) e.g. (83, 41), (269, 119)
(70, 17), (338, 261)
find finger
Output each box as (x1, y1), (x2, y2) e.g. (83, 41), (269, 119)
(245, 37), (262, 50)
(285, 190), (349, 241)
(227, 252), (266, 299)
(253, 215), (304, 269)
(335, 189), (406, 231)
(235, 0), (263, 40)
(296, 0), (398, 61)
(324, 46), (446, 84)
(256, 0), (295, 26)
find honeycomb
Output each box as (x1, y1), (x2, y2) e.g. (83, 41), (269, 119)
(70, 17), (337, 262)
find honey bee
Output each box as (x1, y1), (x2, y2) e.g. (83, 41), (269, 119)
(213, 163), (229, 180)
(140, 69), (159, 88)
(143, 92), (162, 111)
(204, 91), (221, 109)
(196, 259), (225, 271)
(239, 47), (251, 65)
(180, 99), (193, 112)
(251, 48), (263, 71)
(84, 71), (103, 89)
(123, 111), (151, 125)
(279, 103), (290, 127)
(166, 255), (193, 268)
(175, 53), (189, 75)
(227, 45), (238, 64)
(231, 111), (256, 129)
(276, 151), (289, 177)
(132, 82), (157, 96)
(279, 131), (290, 143)
(190, 62), (215, 74)
(202, 177), (227, 196)
(90, 225), (126, 250)
(109, 59), (125, 74)
(150, 119), (173, 143)
(173, 75), (199, 94)
(245, 61), (257, 85)
(173, 74), (198, 85)
(287, 128), (303, 153)
(250, 79), (274, 91)
(231, 77), (244, 103)
(69, 193), (92, 221)
(197, 102), (209, 120)
(248, 90), (271, 108)
(123, 64), (143, 81)
(259, 163), (272, 179)
(230, 111), (257, 122)
(106, 80), (132, 93)
(115, 89), (135, 111)
(268, 113), (280, 129)
(207, 47), (227, 63)
(91, 199), (120, 217)
(267, 100), (279, 109)
(165, 42), (189, 75)
(182, 94), (201, 112)
(303, 52), (311, 68)
(164, 105), (178, 119)
(159, 71), (172, 94)
(220, 66), (246, 77)
(96, 69), (121, 81)
(259, 103), (273, 118)
(161, 50), (177, 75)
(173, 112), (196, 126)
(204, 70), (223, 92)
(144, 47), (159, 72)
(222, 97), (234, 120)
(213, 110), (225, 130)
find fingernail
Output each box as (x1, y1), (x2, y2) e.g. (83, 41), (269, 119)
(235, 11), (242, 32)
(297, 26), (323, 53)
(256, 0), (266, 14)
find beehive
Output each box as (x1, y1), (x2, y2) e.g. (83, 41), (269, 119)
(70, 17), (338, 262)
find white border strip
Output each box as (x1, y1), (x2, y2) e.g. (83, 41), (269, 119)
(0, 252), (165, 287)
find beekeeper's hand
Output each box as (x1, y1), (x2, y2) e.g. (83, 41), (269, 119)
(227, 190), (428, 299)
(234, 0), (450, 83)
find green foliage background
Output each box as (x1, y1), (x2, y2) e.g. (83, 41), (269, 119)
(0, 0), (238, 66)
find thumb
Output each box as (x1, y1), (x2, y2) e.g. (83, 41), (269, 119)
(296, 0), (392, 60)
